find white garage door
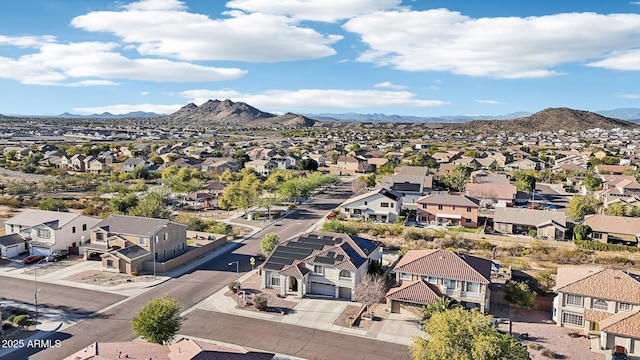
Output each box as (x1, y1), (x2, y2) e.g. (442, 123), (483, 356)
(2, 245), (19, 258)
(310, 282), (335, 297)
(30, 247), (51, 256)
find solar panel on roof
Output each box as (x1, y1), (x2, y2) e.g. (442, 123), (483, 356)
(315, 256), (334, 264)
(335, 254), (344, 261)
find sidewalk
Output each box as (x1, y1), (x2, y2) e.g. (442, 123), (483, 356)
(189, 270), (421, 346)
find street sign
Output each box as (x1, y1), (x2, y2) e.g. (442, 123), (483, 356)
(250, 257), (255, 269)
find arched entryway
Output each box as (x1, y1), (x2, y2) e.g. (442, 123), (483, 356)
(288, 276), (298, 292)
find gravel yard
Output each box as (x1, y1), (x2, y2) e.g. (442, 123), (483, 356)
(65, 270), (156, 286)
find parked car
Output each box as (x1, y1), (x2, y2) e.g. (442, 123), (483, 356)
(22, 255), (45, 264)
(612, 345), (628, 360)
(46, 250), (69, 262)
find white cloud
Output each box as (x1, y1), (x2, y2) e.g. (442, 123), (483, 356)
(73, 103), (181, 115)
(374, 81), (407, 90)
(179, 88), (448, 110)
(619, 93), (640, 99)
(475, 99), (501, 104)
(0, 41), (247, 85)
(343, 10), (640, 78)
(587, 50), (640, 71)
(65, 80), (120, 87)
(71, 0), (342, 62)
(226, 0), (401, 22)
(140, 91), (151, 96)
(0, 35), (56, 48)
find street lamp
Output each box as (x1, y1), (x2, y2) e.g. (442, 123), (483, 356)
(228, 261), (239, 273)
(33, 258), (46, 321)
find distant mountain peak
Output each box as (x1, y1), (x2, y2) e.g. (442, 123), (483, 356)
(168, 98), (276, 123)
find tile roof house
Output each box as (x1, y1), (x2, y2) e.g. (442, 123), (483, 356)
(416, 194), (480, 228)
(493, 207), (571, 241)
(261, 231), (382, 300)
(584, 214), (640, 247)
(338, 188), (402, 223)
(386, 249), (492, 314)
(553, 267), (640, 356)
(84, 215), (187, 275)
(4, 209), (101, 256)
(380, 166), (434, 207)
(465, 183), (517, 208)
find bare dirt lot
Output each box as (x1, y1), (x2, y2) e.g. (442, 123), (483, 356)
(65, 270), (156, 287)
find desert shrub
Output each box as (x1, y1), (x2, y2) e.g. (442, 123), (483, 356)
(504, 245), (525, 257)
(321, 220), (358, 235)
(528, 343), (543, 351)
(541, 349), (557, 358)
(2, 322), (13, 330)
(596, 255), (634, 266)
(528, 229), (537, 238)
(228, 281), (240, 293)
(574, 239), (640, 253)
(436, 236), (475, 251)
(6, 315), (16, 323)
(397, 247), (410, 257)
(12, 314), (31, 327)
(254, 294), (268, 310)
(395, 216), (406, 224)
(474, 240), (494, 251)
(501, 257), (531, 270)
(547, 248), (591, 264)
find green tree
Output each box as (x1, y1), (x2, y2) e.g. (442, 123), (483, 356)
(38, 197), (68, 212)
(411, 307), (529, 360)
(567, 195), (602, 222)
(5, 149), (17, 161)
(129, 192), (171, 219)
(534, 268), (556, 293)
(330, 152), (340, 165)
(422, 297), (458, 322)
(131, 164), (150, 180)
(504, 280), (536, 309)
(442, 165), (469, 192)
(110, 192), (139, 214)
(604, 202), (626, 217)
(573, 224), (592, 240)
(298, 158), (319, 171)
(234, 149), (250, 168)
(131, 296), (182, 345)
(583, 173), (602, 191)
(260, 232), (280, 255)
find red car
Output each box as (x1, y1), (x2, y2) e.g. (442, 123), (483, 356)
(22, 255), (45, 264)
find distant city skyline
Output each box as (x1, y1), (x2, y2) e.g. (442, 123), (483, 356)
(2, 0), (640, 116)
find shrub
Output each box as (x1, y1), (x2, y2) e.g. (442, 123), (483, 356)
(228, 281), (240, 293)
(6, 315), (16, 323)
(574, 239), (640, 253)
(475, 240), (494, 250)
(528, 229), (537, 238)
(254, 294), (268, 310)
(2, 322), (13, 330)
(12, 314), (31, 327)
(528, 343), (543, 351)
(541, 349), (557, 358)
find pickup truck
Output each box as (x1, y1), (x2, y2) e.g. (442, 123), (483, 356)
(46, 250), (70, 262)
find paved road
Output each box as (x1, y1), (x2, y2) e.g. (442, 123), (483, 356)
(180, 310), (410, 360)
(6, 182), (356, 359)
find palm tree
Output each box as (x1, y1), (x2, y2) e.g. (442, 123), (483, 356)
(422, 297), (459, 322)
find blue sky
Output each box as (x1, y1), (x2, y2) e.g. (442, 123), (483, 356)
(2, 0), (640, 116)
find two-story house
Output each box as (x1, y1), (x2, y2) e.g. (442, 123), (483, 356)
(416, 194), (480, 228)
(244, 159), (277, 177)
(261, 232), (382, 300)
(84, 215), (187, 274)
(386, 249), (492, 315)
(338, 188), (402, 223)
(4, 209), (101, 256)
(554, 267), (640, 356)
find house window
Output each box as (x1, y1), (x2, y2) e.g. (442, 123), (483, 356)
(465, 282), (480, 293)
(36, 229), (50, 238)
(466, 207), (472, 212)
(364, 201), (368, 205)
(163, 232), (168, 241)
(443, 278), (457, 289)
(592, 232), (602, 239)
(72, 226), (76, 233)
(178, 243), (184, 251)
(271, 276), (281, 286)
(314, 265), (324, 275)
(452, 206), (456, 210)
(96, 232), (104, 241)
(400, 272), (412, 281)
(427, 276), (437, 284)
(140, 237), (147, 246)
(154, 235), (159, 244)
(438, 205), (443, 210)
(82, 224), (87, 231)
(465, 218), (472, 223)
(106, 260), (114, 268)
(619, 302), (632, 311)
(339, 270), (351, 279)
(422, 204), (427, 209)
(562, 312), (583, 327)
(565, 294), (583, 307)
(381, 202), (389, 208)
(592, 298), (608, 311)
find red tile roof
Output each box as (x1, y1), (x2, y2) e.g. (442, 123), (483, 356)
(556, 268), (640, 304)
(386, 279), (443, 305)
(600, 311), (640, 338)
(393, 249), (491, 284)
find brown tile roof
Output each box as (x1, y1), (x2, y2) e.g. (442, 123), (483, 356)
(583, 214), (640, 237)
(393, 249), (491, 284)
(584, 309), (613, 322)
(416, 194), (480, 208)
(556, 268), (640, 304)
(600, 311), (640, 338)
(386, 279), (443, 305)
(465, 183), (516, 201)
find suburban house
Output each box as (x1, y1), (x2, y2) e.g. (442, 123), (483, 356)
(386, 249), (492, 314)
(84, 215), (187, 274)
(0, 233), (26, 258)
(122, 157), (149, 172)
(4, 209), (100, 256)
(553, 267), (640, 356)
(493, 207), (571, 241)
(504, 158), (543, 171)
(416, 194), (480, 228)
(65, 338), (275, 360)
(583, 214), (640, 247)
(200, 157), (240, 174)
(465, 183), (517, 208)
(244, 159), (277, 177)
(261, 231), (382, 300)
(334, 154), (373, 174)
(338, 188), (402, 223)
(380, 166), (433, 206)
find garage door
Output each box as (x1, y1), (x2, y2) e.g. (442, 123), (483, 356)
(338, 286), (352, 300)
(310, 282), (335, 297)
(2, 245), (19, 258)
(633, 338), (640, 355)
(30, 247), (51, 256)
(400, 303), (423, 316)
